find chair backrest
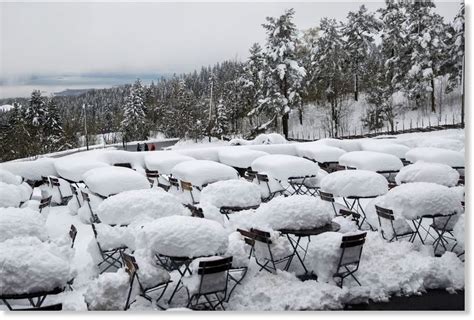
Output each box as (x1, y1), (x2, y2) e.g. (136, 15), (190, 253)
(339, 209), (361, 223)
(256, 173), (269, 183)
(49, 177), (61, 187)
(145, 169), (159, 179)
(180, 181), (193, 191)
(70, 185), (78, 196)
(39, 195), (52, 210)
(319, 191), (335, 203)
(197, 257), (232, 294)
(81, 191), (90, 202)
(114, 162), (133, 169)
(41, 176), (50, 186)
(375, 205), (395, 221)
(168, 177), (179, 189)
(250, 228), (273, 244)
(69, 224), (78, 248)
(122, 252), (139, 278)
(339, 232), (367, 267)
(245, 170), (258, 182)
(147, 178), (155, 188)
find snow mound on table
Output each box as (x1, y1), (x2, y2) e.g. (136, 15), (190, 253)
(225, 232), (251, 268)
(200, 179), (261, 208)
(83, 166), (150, 197)
(132, 249), (170, 288)
(369, 183), (463, 220)
(453, 214), (464, 249)
(247, 143), (297, 156)
(0, 168), (22, 185)
(176, 148), (221, 162)
(55, 158), (109, 182)
(306, 232), (345, 283)
(317, 138), (361, 152)
(405, 147), (464, 167)
(0, 237), (72, 295)
(400, 137), (464, 152)
(254, 195), (333, 230)
(138, 216), (228, 258)
(339, 151), (403, 171)
(359, 140), (410, 159)
(320, 170), (388, 197)
(84, 268), (129, 310)
(144, 151), (195, 174)
(251, 155), (319, 181)
(228, 271), (346, 310)
(94, 224), (135, 251)
(96, 189), (190, 225)
(0, 182), (23, 208)
(171, 160), (238, 187)
(296, 144), (346, 163)
(100, 150), (145, 170)
(218, 148), (268, 169)
(0, 207), (47, 242)
(0, 158), (57, 181)
(395, 161), (460, 187)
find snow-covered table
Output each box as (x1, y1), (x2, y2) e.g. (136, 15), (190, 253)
(82, 166), (150, 198)
(171, 160), (238, 189)
(295, 143), (346, 164)
(338, 151), (403, 172)
(359, 140), (410, 159)
(405, 147), (464, 168)
(395, 161), (460, 187)
(218, 148), (268, 170)
(0, 207), (48, 242)
(54, 158), (109, 183)
(144, 152), (195, 174)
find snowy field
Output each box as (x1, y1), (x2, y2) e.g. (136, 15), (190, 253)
(0, 129), (465, 311)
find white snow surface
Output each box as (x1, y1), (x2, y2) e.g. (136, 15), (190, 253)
(171, 160), (238, 187)
(296, 143), (346, 163)
(317, 138), (361, 152)
(359, 140), (410, 159)
(247, 144), (298, 156)
(320, 170), (388, 197)
(0, 237), (72, 295)
(0, 169), (22, 185)
(0, 182), (23, 208)
(137, 215), (228, 258)
(0, 158), (58, 181)
(395, 161), (460, 187)
(144, 151), (195, 174)
(83, 166), (150, 197)
(84, 268), (129, 310)
(251, 154), (319, 181)
(405, 147), (464, 167)
(453, 214), (464, 249)
(200, 179), (261, 208)
(96, 189), (190, 225)
(0, 207), (47, 242)
(218, 148), (268, 169)
(254, 195), (334, 230)
(55, 158), (109, 182)
(338, 151), (403, 171)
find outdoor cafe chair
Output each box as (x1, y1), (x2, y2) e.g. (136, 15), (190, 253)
(38, 195), (52, 214)
(430, 213), (458, 256)
(333, 232), (367, 288)
(81, 191), (100, 224)
(338, 209), (361, 228)
(49, 177), (73, 205)
(91, 223), (127, 274)
(180, 180), (199, 205)
(375, 205), (416, 242)
(184, 256), (233, 311)
(256, 173), (285, 202)
(122, 253), (171, 310)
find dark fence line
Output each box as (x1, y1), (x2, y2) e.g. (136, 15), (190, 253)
(288, 122), (465, 142)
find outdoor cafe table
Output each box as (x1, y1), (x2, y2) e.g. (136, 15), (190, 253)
(251, 154), (320, 196)
(279, 222), (341, 277)
(171, 160), (239, 190)
(217, 148), (268, 176)
(320, 170), (389, 228)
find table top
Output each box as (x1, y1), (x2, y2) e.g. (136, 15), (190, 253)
(279, 222), (340, 237)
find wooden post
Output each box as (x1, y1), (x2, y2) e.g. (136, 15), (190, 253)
(410, 119), (413, 130)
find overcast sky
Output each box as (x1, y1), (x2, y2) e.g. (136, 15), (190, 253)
(0, 0), (460, 98)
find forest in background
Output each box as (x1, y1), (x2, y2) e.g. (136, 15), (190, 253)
(0, 0), (465, 162)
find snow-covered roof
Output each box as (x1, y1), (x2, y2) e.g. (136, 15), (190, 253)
(338, 151), (403, 172)
(405, 147), (464, 168)
(171, 160), (238, 187)
(320, 170), (388, 198)
(251, 154), (319, 181)
(395, 161), (460, 187)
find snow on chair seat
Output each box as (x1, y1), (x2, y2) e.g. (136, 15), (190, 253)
(91, 223), (128, 274)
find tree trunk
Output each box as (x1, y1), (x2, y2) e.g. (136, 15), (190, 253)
(298, 107), (303, 125)
(430, 78), (436, 113)
(282, 113), (289, 139)
(461, 55), (465, 126)
(354, 74), (359, 101)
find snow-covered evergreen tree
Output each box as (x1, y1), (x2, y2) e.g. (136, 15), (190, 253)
(242, 43), (266, 128)
(211, 99), (229, 138)
(261, 8), (306, 138)
(121, 79), (148, 142)
(343, 5), (381, 101)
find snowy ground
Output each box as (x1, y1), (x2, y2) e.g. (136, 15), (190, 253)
(0, 129), (465, 311)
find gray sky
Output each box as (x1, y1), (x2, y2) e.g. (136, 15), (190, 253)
(0, 0), (460, 98)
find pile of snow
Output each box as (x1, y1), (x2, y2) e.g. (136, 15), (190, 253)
(400, 137), (464, 152)
(93, 224), (135, 251)
(176, 148), (221, 162)
(317, 138), (361, 152)
(218, 148), (268, 169)
(84, 268), (129, 310)
(320, 170), (388, 197)
(77, 191), (104, 223)
(229, 133), (287, 146)
(171, 160), (238, 187)
(366, 182), (463, 221)
(96, 189), (190, 225)
(100, 150), (145, 170)
(0, 158), (58, 181)
(200, 180), (261, 208)
(137, 216), (228, 258)
(55, 158), (109, 182)
(254, 195), (334, 230)
(453, 215), (464, 249)
(0, 168), (22, 185)
(251, 155), (319, 181)
(46, 176), (73, 205)
(405, 147), (464, 168)
(247, 144), (297, 156)
(224, 232), (251, 268)
(0, 207), (47, 242)
(338, 151), (403, 172)
(296, 144), (346, 163)
(359, 140), (410, 159)
(0, 237), (72, 295)
(0, 182), (23, 208)
(395, 161), (460, 187)
(144, 152), (195, 174)
(83, 166), (150, 197)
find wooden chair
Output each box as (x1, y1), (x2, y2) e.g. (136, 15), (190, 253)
(185, 257), (233, 310)
(168, 177), (180, 190)
(91, 223), (126, 274)
(319, 191), (339, 216)
(375, 205), (416, 242)
(333, 232), (367, 287)
(41, 176), (50, 186)
(338, 209), (361, 227)
(180, 180), (198, 205)
(256, 173), (285, 202)
(81, 191), (100, 223)
(70, 184), (82, 208)
(122, 253), (171, 310)
(145, 169), (159, 188)
(38, 195), (52, 214)
(69, 224), (78, 249)
(244, 170), (258, 182)
(430, 213), (458, 256)
(49, 177), (72, 205)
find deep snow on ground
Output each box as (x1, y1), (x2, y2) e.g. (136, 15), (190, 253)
(0, 129), (465, 311)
